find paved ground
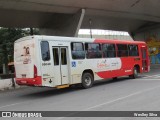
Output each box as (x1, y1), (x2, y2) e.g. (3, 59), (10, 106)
(0, 65), (160, 120)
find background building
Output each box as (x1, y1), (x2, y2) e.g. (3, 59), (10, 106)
(78, 29), (133, 40)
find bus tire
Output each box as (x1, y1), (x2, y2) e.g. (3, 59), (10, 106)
(81, 73), (93, 89)
(129, 67), (138, 79)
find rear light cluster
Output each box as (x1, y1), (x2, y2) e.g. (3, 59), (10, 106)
(34, 65), (37, 78)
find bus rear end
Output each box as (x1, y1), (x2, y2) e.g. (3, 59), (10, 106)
(14, 37), (42, 86)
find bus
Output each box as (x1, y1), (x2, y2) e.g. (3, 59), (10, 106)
(14, 35), (150, 89)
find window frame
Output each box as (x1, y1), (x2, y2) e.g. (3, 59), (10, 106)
(102, 43), (116, 58)
(116, 44), (129, 57)
(85, 43), (102, 59)
(128, 44), (139, 57)
(71, 42), (85, 60)
(40, 41), (50, 61)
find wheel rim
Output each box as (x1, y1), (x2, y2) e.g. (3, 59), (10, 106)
(84, 76), (91, 86)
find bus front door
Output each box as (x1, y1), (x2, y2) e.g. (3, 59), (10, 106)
(52, 47), (69, 86)
(141, 47), (148, 72)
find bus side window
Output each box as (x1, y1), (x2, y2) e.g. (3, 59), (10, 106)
(71, 42), (85, 59)
(41, 41), (50, 61)
(85, 43), (102, 59)
(102, 44), (116, 58)
(128, 45), (139, 56)
(117, 44), (128, 57)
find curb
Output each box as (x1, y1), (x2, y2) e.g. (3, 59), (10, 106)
(0, 78), (20, 91)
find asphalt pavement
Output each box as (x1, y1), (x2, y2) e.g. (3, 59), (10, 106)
(0, 65), (160, 120)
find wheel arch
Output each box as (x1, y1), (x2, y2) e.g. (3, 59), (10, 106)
(82, 69), (94, 81)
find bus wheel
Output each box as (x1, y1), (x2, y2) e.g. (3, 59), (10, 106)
(129, 67), (138, 79)
(81, 73), (93, 89)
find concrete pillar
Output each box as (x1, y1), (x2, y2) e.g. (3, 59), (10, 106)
(40, 9), (85, 37)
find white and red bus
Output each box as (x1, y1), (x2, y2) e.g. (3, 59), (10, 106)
(14, 35), (150, 89)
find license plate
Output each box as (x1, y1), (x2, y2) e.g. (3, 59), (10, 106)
(21, 81), (27, 83)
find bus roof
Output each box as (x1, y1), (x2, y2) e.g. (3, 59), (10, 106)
(15, 35), (146, 44)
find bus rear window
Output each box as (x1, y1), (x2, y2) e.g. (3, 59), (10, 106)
(41, 41), (50, 61)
